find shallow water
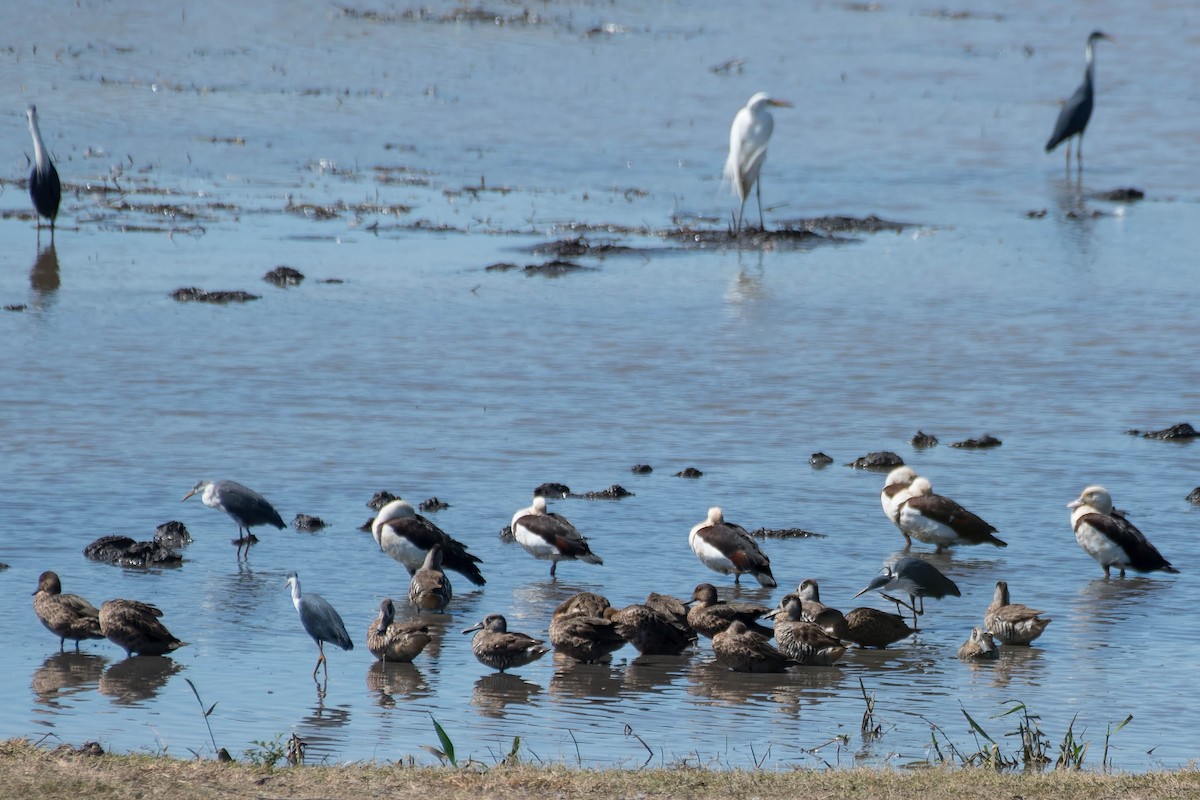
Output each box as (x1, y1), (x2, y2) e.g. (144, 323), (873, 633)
(2, 0), (1199, 772)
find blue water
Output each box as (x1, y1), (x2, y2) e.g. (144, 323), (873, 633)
(1, 0), (1198, 772)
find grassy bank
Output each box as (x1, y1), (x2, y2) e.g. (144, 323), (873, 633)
(2, 739), (1198, 800)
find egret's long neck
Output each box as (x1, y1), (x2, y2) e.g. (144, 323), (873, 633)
(28, 116), (50, 175)
(1084, 41), (1096, 84)
(289, 580), (302, 611)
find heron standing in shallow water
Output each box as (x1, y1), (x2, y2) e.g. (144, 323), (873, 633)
(724, 92), (791, 235)
(26, 105), (61, 238)
(286, 572), (353, 680)
(854, 556), (960, 627)
(1045, 31), (1113, 171)
(182, 480), (285, 557)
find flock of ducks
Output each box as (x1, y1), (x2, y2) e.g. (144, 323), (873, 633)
(31, 465), (1180, 679)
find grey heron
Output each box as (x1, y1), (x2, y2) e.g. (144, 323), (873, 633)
(285, 572), (353, 679)
(32, 571), (104, 651)
(182, 480), (285, 556)
(688, 506), (776, 587)
(26, 106), (61, 237)
(724, 92), (791, 234)
(854, 556), (960, 626)
(98, 599), (186, 657)
(510, 496), (603, 578)
(1068, 485), (1178, 577)
(371, 499), (485, 585)
(461, 614), (549, 673)
(1045, 31), (1113, 170)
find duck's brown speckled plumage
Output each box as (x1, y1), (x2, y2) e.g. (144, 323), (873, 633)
(832, 607), (915, 649)
(99, 599), (186, 657)
(367, 599), (433, 663)
(712, 620), (793, 673)
(463, 613), (549, 672)
(608, 592), (696, 655)
(32, 571), (104, 651)
(771, 594), (847, 666)
(686, 583), (772, 640)
(984, 581), (1051, 646)
(958, 626), (999, 661)
(407, 545), (453, 612)
(549, 593), (625, 663)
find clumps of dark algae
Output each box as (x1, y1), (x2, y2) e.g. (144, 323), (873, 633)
(631, 464), (653, 474)
(810, 452), (834, 466)
(419, 497), (450, 512)
(171, 287), (260, 303)
(264, 265), (304, 286)
(486, 260), (597, 277)
(84, 534), (183, 567)
(911, 431), (939, 448)
(292, 514), (327, 531)
(847, 451), (904, 470)
(533, 482), (572, 498)
(1127, 422), (1197, 440)
(529, 483), (633, 499)
(367, 491), (400, 510)
(950, 434), (1002, 449)
(530, 237), (636, 258)
(675, 467), (704, 478)
(751, 527), (826, 539)
(154, 521), (192, 548)
(1095, 188), (1145, 202)
(580, 485), (634, 499)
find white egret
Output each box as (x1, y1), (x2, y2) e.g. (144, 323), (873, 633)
(724, 92), (791, 234)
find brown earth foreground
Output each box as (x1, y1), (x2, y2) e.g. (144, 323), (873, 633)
(3, 740), (1199, 800)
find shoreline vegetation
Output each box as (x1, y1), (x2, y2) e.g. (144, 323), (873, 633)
(4, 739), (1199, 800)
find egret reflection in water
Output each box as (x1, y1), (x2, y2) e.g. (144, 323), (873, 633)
(30, 243), (59, 298)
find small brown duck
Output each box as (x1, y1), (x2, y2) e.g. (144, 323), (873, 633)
(99, 599), (186, 657)
(686, 583), (773, 640)
(367, 598), (433, 663)
(549, 593), (625, 663)
(407, 544), (453, 612)
(462, 613), (550, 672)
(608, 592), (696, 655)
(32, 571), (104, 651)
(510, 496), (603, 578)
(958, 627), (999, 661)
(688, 507), (776, 587)
(984, 581), (1051, 646)
(831, 607), (916, 649)
(769, 594), (847, 666)
(712, 620), (793, 673)
(795, 578), (836, 622)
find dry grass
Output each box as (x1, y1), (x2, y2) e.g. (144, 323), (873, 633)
(2, 738), (1198, 800)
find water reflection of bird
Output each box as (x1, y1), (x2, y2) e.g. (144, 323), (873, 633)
(548, 592), (625, 663)
(182, 480), (285, 557)
(99, 599), (186, 657)
(367, 599), (432, 663)
(366, 661), (428, 705)
(99, 656), (185, 704)
(286, 572), (353, 679)
(549, 656), (625, 701)
(1045, 31), (1114, 170)
(769, 595), (846, 666)
(470, 672), (542, 718)
(688, 507), (776, 587)
(724, 92), (791, 234)
(881, 466), (918, 545)
(462, 614), (549, 673)
(30, 242), (60, 296)
(897, 477), (1006, 552)
(32, 571), (104, 651)
(712, 620), (793, 673)
(26, 105), (61, 237)
(510, 496), (603, 578)
(686, 583), (773, 639)
(32, 651), (106, 706)
(958, 627), (999, 661)
(371, 499), (485, 585)
(984, 581), (1051, 646)
(854, 556), (960, 626)
(408, 545), (453, 612)
(1069, 486), (1178, 578)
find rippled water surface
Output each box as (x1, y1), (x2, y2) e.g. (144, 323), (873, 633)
(2, 0), (1199, 772)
